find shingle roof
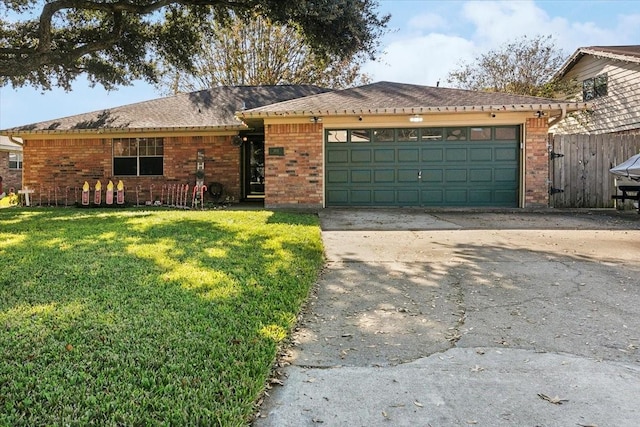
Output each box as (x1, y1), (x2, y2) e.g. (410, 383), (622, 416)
(4, 85), (329, 134)
(240, 81), (589, 117)
(554, 45), (640, 79)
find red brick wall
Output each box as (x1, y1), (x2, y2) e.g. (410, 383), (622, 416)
(524, 118), (550, 207)
(21, 135), (240, 205)
(0, 151), (22, 193)
(264, 123), (323, 209)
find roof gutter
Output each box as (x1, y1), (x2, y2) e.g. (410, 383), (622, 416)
(548, 105), (567, 128)
(8, 135), (23, 146)
(239, 102), (591, 119)
(0, 124), (247, 137)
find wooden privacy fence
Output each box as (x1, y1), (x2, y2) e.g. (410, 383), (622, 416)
(549, 134), (640, 208)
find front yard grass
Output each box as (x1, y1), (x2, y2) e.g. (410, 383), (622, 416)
(0, 208), (324, 426)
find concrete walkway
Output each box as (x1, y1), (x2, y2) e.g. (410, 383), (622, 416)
(254, 209), (640, 427)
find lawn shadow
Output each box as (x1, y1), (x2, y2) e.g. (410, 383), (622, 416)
(0, 208), (323, 425)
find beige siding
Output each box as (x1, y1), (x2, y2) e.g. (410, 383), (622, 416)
(552, 55), (640, 134)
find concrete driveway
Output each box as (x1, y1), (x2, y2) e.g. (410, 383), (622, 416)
(254, 209), (640, 427)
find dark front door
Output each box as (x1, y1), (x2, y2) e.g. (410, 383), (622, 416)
(243, 137), (265, 199)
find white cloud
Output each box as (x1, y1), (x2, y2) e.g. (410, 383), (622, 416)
(363, 33), (475, 86)
(364, 0), (640, 84)
(461, 0), (563, 47)
(615, 13), (640, 42)
(407, 13), (447, 31)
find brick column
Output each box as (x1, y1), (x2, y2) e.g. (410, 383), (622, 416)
(264, 122), (323, 209)
(524, 118), (550, 208)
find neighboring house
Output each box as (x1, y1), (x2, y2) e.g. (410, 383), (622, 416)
(0, 82), (589, 209)
(551, 45), (640, 135)
(0, 135), (23, 194)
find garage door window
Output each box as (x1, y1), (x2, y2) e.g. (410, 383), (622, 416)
(326, 126), (517, 144)
(397, 128), (420, 142)
(351, 130), (371, 143)
(373, 129), (395, 142)
(495, 127), (517, 140)
(470, 127), (492, 140)
(421, 128), (443, 141)
(327, 130), (348, 143)
(446, 128), (467, 140)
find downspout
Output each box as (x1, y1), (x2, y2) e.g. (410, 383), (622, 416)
(548, 105), (567, 128)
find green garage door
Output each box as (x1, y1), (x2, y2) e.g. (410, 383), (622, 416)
(325, 126), (520, 207)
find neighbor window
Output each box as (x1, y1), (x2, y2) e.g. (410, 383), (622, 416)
(9, 152), (22, 170)
(113, 137), (164, 176)
(583, 74), (608, 101)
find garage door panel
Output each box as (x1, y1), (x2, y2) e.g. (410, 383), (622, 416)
(374, 149), (395, 162)
(327, 149), (348, 163)
(495, 168), (517, 182)
(445, 169), (467, 182)
(470, 147), (493, 161)
(351, 190), (372, 203)
(351, 149), (372, 163)
(494, 190), (518, 204)
(327, 170), (348, 183)
(374, 169), (395, 183)
(398, 149), (420, 162)
(326, 189), (349, 204)
(422, 190), (444, 203)
(422, 169), (443, 182)
(422, 148), (444, 162)
(398, 169), (419, 182)
(445, 189), (468, 204)
(469, 190), (492, 203)
(470, 169), (493, 182)
(398, 190), (419, 204)
(495, 147), (518, 161)
(446, 148), (467, 161)
(351, 170), (372, 183)
(373, 190), (395, 203)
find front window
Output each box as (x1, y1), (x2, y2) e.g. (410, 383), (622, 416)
(583, 74), (608, 101)
(9, 152), (22, 170)
(113, 137), (164, 176)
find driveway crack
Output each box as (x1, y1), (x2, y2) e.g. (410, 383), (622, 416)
(446, 278), (467, 347)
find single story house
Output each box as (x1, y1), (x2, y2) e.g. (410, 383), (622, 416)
(551, 45), (640, 135)
(0, 81), (590, 209)
(0, 135), (23, 194)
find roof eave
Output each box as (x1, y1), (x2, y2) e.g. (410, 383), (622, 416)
(554, 47), (640, 80)
(239, 103), (593, 118)
(0, 124), (247, 137)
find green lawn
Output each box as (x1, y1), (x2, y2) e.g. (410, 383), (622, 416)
(0, 208), (324, 426)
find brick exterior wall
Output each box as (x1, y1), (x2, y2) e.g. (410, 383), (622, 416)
(21, 134), (240, 206)
(264, 123), (323, 209)
(524, 117), (550, 208)
(0, 151), (22, 193)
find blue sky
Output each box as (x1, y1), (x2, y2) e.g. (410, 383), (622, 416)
(1, 0), (640, 129)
